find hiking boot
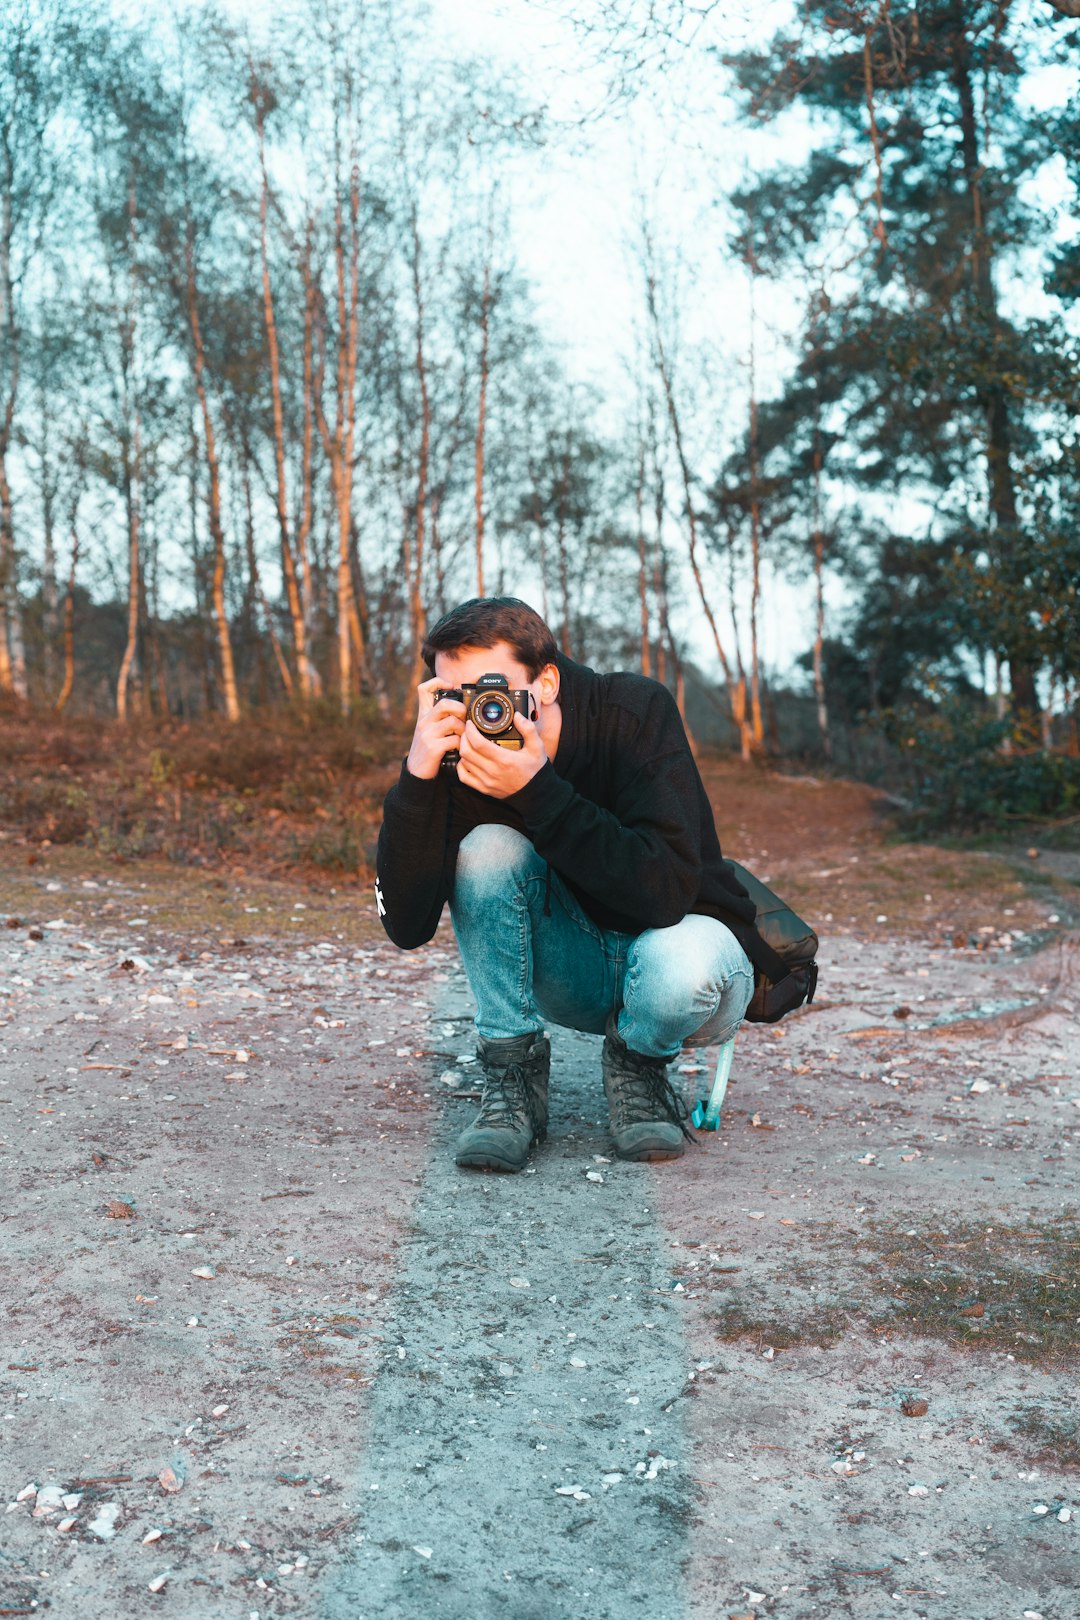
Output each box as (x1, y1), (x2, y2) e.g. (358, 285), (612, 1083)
(454, 1032), (550, 1172)
(602, 1015), (692, 1162)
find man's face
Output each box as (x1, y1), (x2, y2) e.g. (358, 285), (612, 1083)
(432, 641), (557, 709)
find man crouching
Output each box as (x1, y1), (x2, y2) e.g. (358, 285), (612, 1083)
(375, 596), (756, 1171)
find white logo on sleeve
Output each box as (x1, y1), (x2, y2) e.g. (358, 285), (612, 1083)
(375, 878), (386, 917)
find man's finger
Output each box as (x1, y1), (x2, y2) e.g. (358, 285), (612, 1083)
(463, 719), (503, 752)
(432, 695), (466, 715)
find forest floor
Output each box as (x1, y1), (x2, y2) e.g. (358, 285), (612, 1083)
(1, 722), (1078, 1619)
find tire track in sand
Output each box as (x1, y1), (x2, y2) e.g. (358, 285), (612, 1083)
(322, 1007), (697, 1620)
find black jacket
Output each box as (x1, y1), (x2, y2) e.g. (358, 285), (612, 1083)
(375, 653), (755, 949)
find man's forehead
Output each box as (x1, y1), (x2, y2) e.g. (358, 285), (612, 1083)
(434, 641), (528, 678)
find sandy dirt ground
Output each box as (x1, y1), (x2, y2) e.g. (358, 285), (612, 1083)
(0, 785), (1077, 1620)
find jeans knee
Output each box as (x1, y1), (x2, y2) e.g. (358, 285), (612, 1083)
(626, 919), (752, 1012)
(454, 824), (540, 899)
(636, 956), (713, 1011)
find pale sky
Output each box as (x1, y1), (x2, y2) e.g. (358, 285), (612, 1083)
(206, 0), (1077, 684)
(416, 0), (820, 677)
(424, 0), (799, 401)
(206, 0), (817, 674)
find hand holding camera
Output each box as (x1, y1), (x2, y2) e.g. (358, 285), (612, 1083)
(456, 704), (547, 797)
(406, 677), (467, 780)
(407, 671), (545, 796)
(434, 673), (537, 770)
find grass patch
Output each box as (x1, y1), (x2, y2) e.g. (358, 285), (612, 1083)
(704, 1220), (1080, 1369)
(1009, 1406), (1080, 1468)
(861, 1219), (1080, 1366)
(707, 1300), (849, 1350)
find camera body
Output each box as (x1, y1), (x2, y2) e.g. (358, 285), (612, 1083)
(435, 672), (537, 771)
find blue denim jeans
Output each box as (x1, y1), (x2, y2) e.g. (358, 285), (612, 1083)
(449, 824), (755, 1059)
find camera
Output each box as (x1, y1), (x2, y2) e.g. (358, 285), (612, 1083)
(435, 672), (537, 770)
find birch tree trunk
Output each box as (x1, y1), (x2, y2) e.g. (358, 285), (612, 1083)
(528, 460), (550, 624)
(647, 247), (748, 751)
(656, 531), (693, 749)
(116, 410), (142, 722)
(721, 512), (751, 762)
(430, 493), (446, 616)
(297, 220), (321, 694)
(55, 510), (79, 714)
(142, 504), (168, 716)
(635, 433), (652, 677)
(556, 438), (572, 657)
(35, 357), (60, 695)
(242, 447), (293, 699)
(810, 392), (831, 761)
(0, 455), (21, 699)
(116, 174), (142, 723)
(648, 400), (667, 685)
(184, 225), (240, 722)
(0, 125), (26, 700)
(0, 477), (24, 707)
(474, 258), (490, 596)
(315, 100), (373, 717)
(254, 86), (312, 702)
(747, 269), (764, 752)
(406, 204), (430, 708)
(42, 483), (57, 694)
(187, 416), (215, 715)
(642, 240), (739, 735)
(335, 145), (359, 714)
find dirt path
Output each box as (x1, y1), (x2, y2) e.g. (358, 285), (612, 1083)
(321, 1015), (696, 1620)
(1, 772), (1077, 1619)
(665, 929), (1079, 1620)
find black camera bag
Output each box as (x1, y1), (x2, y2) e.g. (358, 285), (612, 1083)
(720, 860), (819, 1024)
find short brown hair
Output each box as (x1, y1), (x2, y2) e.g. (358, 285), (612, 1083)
(421, 597), (558, 680)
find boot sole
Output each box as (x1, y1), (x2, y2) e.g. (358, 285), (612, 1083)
(455, 1152), (526, 1173)
(453, 1126), (545, 1175)
(613, 1144), (685, 1162)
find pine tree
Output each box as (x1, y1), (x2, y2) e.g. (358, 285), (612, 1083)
(724, 0), (1077, 727)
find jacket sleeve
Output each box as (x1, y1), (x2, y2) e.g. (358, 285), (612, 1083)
(506, 688), (702, 930)
(375, 764), (457, 949)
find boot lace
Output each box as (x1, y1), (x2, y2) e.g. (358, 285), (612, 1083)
(609, 1047), (694, 1143)
(476, 1059), (545, 1134)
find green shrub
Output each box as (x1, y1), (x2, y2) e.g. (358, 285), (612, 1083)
(883, 699), (1080, 832)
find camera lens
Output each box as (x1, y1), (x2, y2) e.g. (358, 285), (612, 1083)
(472, 692), (512, 733)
